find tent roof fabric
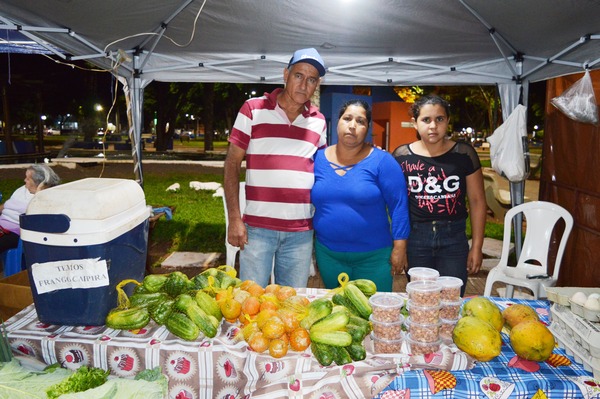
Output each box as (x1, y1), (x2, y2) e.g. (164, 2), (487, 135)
(0, 0), (599, 86)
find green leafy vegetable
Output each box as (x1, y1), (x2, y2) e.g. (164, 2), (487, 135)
(58, 367), (168, 399)
(0, 359), (71, 399)
(45, 366), (109, 399)
(0, 360), (167, 399)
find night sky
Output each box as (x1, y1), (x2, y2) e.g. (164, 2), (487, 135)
(1, 52), (115, 120)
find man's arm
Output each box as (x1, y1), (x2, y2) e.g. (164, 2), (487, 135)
(223, 144), (248, 250)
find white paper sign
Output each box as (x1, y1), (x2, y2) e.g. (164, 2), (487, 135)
(31, 258), (110, 294)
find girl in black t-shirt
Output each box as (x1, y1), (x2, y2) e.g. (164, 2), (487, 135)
(392, 95), (487, 296)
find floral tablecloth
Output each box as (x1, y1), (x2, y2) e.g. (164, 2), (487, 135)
(4, 291), (598, 399)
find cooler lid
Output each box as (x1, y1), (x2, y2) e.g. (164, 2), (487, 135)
(26, 178), (146, 220)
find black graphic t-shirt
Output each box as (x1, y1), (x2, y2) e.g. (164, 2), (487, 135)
(392, 142), (481, 223)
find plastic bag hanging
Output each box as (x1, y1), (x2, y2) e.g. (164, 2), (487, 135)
(486, 104), (528, 182)
(550, 70), (599, 125)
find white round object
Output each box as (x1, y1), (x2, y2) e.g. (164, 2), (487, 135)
(571, 291), (588, 306)
(588, 293), (600, 300)
(584, 296), (600, 311)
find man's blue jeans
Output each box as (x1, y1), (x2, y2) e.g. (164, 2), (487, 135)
(407, 219), (469, 296)
(239, 225), (313, 288)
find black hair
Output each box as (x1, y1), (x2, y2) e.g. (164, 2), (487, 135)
(338, 99), (371, 124)
(409, 94), (451, 120)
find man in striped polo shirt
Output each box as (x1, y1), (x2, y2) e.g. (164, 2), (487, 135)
(224, 48), (327, 288)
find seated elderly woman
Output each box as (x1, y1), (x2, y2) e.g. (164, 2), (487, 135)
(0, 164), (61, 252)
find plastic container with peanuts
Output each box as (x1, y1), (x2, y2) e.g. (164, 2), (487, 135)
(368, 292), (405, 322)
(407, 267), (440, 281)
(405, 280), (442, 306)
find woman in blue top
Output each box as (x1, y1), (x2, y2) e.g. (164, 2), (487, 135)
(312, 100), (410, 292)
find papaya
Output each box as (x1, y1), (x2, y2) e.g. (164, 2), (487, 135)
(452, 316), (502, 362)
(502, 304), (539, 329)
(509, 319), (555, 361)
(461, 297), (503, 331)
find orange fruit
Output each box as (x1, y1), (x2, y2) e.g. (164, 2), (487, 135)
(289, 327), (311, 352)
(242, 296), (261, 316)
(280, 331), (290, 347)
(269, 338), (289, 358)
(262, 315), (285, 339)
(247, 331), (270, 353)
(278, 308), (300, 333)
(283, 295), (310, 308)
(220, 297), (242, 321)
(242, 321), (261, 341)
(260, 293), (280, 309)
(255, 308), (278, 329)
(239, 279), (257, 291)
(233, 288), (251, 304)
(260, 300), (279, 312)
(265, 283), (281, 295)
(276, 286), (297, 302)
(246, 283), (265, 297)
(215, 290), (229, 302)
(238, 311), (254, 325)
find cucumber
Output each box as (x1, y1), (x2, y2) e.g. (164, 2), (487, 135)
(311, 342), (334, 366)
(331, 345), (353, 365)
(331, 293), (361, 317)
(349, 279), (377, 297)
(309, 311), (349, 334)
(300, 298), (333, 330)
(309, 330), (353, 347)
(105, 307), (150, 330)
(346, 323), (369, 343)
(344, 284), (372, 319)
(345, 342), (367, 361)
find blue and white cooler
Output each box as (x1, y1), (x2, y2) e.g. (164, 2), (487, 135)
(20, 178), (150, 326)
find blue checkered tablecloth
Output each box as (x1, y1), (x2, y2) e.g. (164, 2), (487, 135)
(377, 298), (599, 399)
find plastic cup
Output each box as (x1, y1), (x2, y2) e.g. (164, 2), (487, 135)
(370, 314), (404, 340)
(437, 276), (464, 301)
(369, 293), (405, 322)
(407, 300), (441, 324)
(439, 299), (463, 320)
(406, 280), (442, 306)
(439, 317), (459, 344)
(407, 267), (440, 281)
(406, 333), (441, 355)
(371, 332), (404, 354)
(405, 316), (440, 343)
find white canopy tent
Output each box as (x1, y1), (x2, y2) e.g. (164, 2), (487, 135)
(1, 0), (599, 183)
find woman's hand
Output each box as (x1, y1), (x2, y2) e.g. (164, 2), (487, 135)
(467, 247), (483, 274)
(390, 239), (408, 275)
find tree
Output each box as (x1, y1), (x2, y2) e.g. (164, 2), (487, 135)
(144, 82), (193, 151)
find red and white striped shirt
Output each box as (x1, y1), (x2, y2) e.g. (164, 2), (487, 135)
(229, 88), (327, 232)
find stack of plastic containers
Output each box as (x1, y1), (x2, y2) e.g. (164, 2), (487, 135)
(368, 293), (405, 354)
(405, 267), (442, 355)
(437, 276), (464, 344)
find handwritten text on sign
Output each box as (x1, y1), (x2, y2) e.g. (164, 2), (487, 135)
(31, 258), (109, 294)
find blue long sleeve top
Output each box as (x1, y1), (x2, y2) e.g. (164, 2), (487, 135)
(311, 148), (410, 252)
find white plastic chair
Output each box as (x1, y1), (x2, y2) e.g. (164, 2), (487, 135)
(483, 201), (573, 299)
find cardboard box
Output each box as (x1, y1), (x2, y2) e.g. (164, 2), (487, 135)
(0, 270), (33, 322)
